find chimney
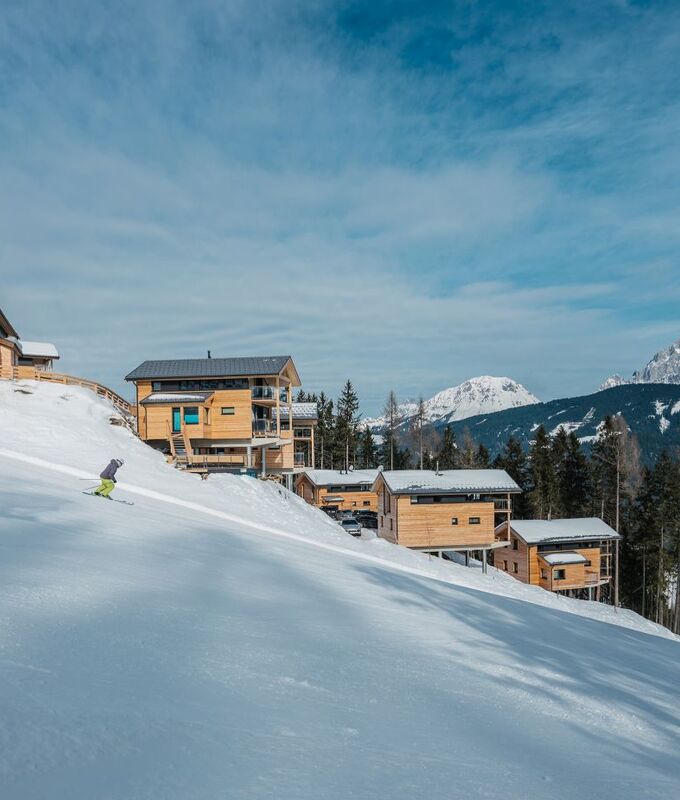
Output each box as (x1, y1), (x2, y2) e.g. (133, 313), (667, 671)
(207, 350), (212, 359)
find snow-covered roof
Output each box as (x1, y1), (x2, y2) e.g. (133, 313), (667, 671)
(141, 392), (214, 405)
(126, 356), (297, 381)
(274, 403), (319, 421)
(375, 469), (521, 494)
(507, 518), (621, 544)
(540, 552), (588, 566)
(300, 469), (380, 487)
(14, 340), (59, 359)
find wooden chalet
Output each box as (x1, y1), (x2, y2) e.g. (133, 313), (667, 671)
(493, 518), (621, 601)
(296, 469), (380, 512)
(0, 307), (60, 379)
(126, 355), (304, 478)
(372, 469), (521, 569)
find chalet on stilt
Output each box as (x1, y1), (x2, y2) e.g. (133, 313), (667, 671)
(493, 518), (621, 602)
(372, 469), (521, 570)
(295, 469), (380, 513)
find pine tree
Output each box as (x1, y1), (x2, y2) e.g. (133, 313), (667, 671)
(315, 393), (335, 469)
(296, 390), (307, 402)
(437, 425), (458, 469)
(493, 436), (530, 518)
(358, 426), (378, 469)
(459, 428), (478, 468)
(476, 444), (490, 468)
(413, 396), (426, 469)
(559, 433), (591, 517)
(381, 390), (401, 470)
(333, 380), (361, 470)
(528, 425), (559, 519)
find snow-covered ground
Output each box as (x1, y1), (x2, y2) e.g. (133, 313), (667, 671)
(1, 381), (679, 799)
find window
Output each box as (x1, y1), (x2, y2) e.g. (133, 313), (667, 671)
(541, 569), (548, 580)
(351, 501), (356, 507)
(451, 517), (458, 526)
(513, 563), (519, 574)
(183, 407), (199, 424)
(583, 560), (592, 567)
(502, 560), (508, 571)
(554, 569), (566, 580)
(204, 408), (210, 424)
(512, 538), (518, 551)
(152, 381), (162, 391)
(221, 407), (235, 415)
(469, 517), (481, 525)
(389, 518), (393, 530)
(363, 500), (371, 506)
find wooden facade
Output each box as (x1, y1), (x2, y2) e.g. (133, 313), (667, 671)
(126, 356), (306, 477)
(295, 469), (379, 512)
(493, 519), (620, 601)
(373, 470), (521, 558)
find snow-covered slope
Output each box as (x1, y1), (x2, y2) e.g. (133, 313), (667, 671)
(600, 337), (680, 390)
(365, 376), (539, 429)
(1, 380), (679, 799)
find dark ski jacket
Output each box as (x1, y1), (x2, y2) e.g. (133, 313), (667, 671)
(100, 460), (121, 481)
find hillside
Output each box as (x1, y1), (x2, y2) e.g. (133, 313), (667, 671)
(1, 381), (680, 799)
(437, 383), (680, 463)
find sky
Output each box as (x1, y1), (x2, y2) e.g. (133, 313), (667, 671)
(1, 0), (680, 414)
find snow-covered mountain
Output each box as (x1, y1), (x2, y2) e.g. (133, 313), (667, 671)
(1, 380), (679, 798)
(600, 337), (680, 391)
(365, 376), (539, 430)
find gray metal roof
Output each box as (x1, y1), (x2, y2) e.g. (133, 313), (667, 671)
(141, 391), (214, 405)
(375, 469), (521, 494)
(274, 402), (319, 421)
(507, 518), (621, 544)
(126, 356), (293, 381)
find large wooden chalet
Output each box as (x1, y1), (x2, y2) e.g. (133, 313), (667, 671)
(372, 469), (521, 569)
(493, 518), (621, 601)
(0, 307), (60, 379)
(126, 355), (315, 479)
(296, 469), (380, 512)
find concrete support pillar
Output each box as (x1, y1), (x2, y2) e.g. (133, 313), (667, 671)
(261, 447), (267, 477)
(246, 446), (252, 468)
(464, 551), (470, 567)
(482, 549), (488, 574)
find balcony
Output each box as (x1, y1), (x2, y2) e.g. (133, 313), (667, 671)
(294, 428), (313, 439)
(494, 499), (511, 511)
(294, 452), (308, 467)
(253, 418), (278, 437)
(252, 386), (288, 402)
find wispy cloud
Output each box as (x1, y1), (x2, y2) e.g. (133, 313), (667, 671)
(1, 1), (679, 411)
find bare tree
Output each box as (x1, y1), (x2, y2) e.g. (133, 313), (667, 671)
(383, 390), (401, 471)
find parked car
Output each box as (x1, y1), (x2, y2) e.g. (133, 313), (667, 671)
(338, 517), (362, 537)
(337, 510), (356, 520)
(357, 515), (378, 529)
(321, 507), (339, 520)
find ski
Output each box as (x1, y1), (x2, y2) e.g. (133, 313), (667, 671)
(82, 492), (135, 506)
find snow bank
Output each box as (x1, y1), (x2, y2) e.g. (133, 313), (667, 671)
(1, 380), (680, 799)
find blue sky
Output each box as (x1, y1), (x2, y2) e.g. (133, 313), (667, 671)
(1, 0), (679, 413)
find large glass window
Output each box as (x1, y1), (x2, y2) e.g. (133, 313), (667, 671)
(184, 407), (199, 424)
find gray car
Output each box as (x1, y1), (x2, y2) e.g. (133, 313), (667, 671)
(338, 517), (362, 537)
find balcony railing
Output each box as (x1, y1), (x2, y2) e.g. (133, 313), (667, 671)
(294, 428), (313, 438)
(494, 499), (511, 510)
(294, 452), (308, 466)
(252, 386), (288, 402)
(253, 419), (278, 436)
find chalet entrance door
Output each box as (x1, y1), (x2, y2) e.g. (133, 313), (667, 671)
(172, 408), (181, 433)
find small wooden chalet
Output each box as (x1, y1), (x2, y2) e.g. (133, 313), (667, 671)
(372, 469), (521, 569)
(493, 518), (621, 602)
(0, 307), (60, 379)
(296, 469), (380, 512)
(126, 355), (303, 479)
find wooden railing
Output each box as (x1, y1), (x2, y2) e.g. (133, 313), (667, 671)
(2, 366), (135, 417)
(186, 454), (246, 467)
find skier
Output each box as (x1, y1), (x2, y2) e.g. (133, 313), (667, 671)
(93, 458), (124, 499)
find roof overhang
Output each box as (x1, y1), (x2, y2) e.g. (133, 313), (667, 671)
(0, 308), (19, 339)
